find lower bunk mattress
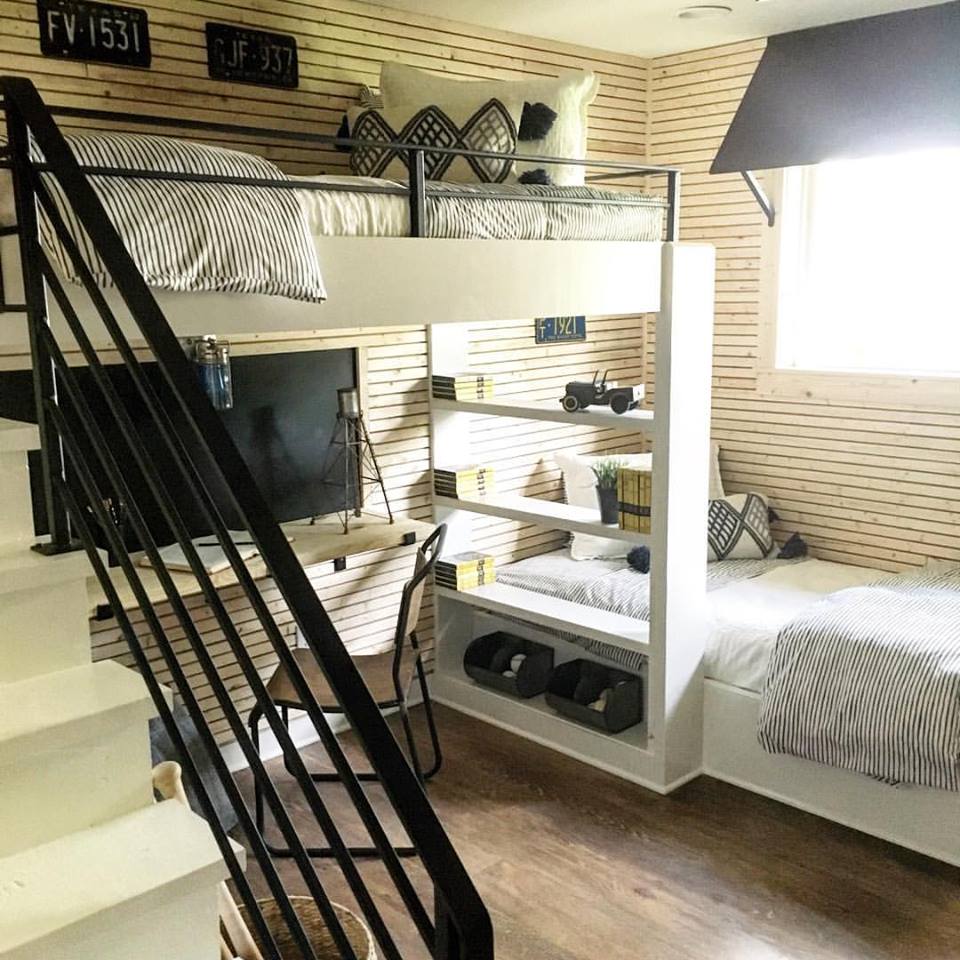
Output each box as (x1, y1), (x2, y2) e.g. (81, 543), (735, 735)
(496, 549), (879, 691)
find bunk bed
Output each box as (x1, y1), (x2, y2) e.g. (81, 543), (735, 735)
(9, 72), (957, 879)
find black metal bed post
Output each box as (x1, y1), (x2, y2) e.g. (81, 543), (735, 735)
(4, 98), (73, 553)
(666, 169), (681, 242)
(409, 148), (426, 238)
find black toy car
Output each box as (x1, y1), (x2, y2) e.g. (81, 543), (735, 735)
(560, 370), (643, 415)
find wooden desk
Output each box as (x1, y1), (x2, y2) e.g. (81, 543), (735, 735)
(87, 511), (434, 618)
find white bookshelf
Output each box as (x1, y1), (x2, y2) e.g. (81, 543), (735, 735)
(431, 396), (655, 432)
(429, 243), (716, 794)
(434, 583), (650, 654)
(432, 493), (651, 544)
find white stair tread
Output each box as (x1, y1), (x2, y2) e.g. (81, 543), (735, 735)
(0, 543), (91, 594)
(0, 419), (39, 453)
(0, 662), (156, 758)
(0, 801), (228, 954)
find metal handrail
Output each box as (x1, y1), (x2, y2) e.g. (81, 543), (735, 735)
(2, 74), (494, 960)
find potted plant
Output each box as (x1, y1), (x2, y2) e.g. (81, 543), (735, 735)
(591, 456), (625, 525)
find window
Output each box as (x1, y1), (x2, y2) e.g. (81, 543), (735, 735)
(769, 148), (960, 379)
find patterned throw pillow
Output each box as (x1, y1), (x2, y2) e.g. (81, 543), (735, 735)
(708, 492), (774, 561)
(347, 97), (521, 184)
(378, 62), (599, 186)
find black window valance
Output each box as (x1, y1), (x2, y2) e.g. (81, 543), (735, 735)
(711, 1), (960, 174)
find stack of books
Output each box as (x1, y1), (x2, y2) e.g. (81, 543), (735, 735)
(431, 373), (495, 401)
(435, 551), (496, 592)
(434, 464), (496, 499)
(617, 466), (653, 534)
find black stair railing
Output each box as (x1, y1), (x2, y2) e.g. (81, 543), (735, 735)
(1, 75), (493, 960)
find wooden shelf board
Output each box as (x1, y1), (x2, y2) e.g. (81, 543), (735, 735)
(432, 396), (654, 432)
(436, 582), (649, 654)
(435, 493), (650, 544)
(87, 511), (433, 617)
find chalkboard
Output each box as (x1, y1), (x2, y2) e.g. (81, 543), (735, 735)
(205, 22), (298, 88)
(36, 0), (151, 68)
(0, 348), (356, 550)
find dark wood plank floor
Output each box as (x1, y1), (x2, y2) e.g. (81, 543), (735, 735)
(239, 704), (960, 960)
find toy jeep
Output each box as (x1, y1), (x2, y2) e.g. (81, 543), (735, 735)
(560, 370), (643, 415)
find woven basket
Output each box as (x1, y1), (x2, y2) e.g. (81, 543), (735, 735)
(236, 896), (377, 960)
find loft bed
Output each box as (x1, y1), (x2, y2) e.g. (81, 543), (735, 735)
(0, 84), (714, 808)
(0, 101), (678, 347)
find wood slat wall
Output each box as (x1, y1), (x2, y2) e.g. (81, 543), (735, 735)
(0, 0), (649, 739)
(649, 39), (960, 573)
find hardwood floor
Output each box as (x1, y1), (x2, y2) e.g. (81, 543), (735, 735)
(238, 704), (960, 960)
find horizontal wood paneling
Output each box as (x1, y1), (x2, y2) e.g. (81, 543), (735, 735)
(1, 0), (647, 739)
(650, 39), (960, 572)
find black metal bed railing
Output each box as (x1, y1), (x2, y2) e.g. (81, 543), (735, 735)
(9, 98), (682, 244)
(1, 74), (494, 960)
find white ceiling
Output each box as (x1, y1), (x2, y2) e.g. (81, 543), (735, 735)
(376, 0), (946, 57)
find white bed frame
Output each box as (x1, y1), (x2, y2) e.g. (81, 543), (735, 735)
(704, 679), (960, 867)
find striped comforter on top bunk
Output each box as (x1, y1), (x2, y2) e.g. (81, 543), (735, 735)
(758, 568), (960, 791)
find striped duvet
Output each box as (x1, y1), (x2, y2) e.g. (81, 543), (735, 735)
(34, 133), (327, 302)
(758, 569), (960, 790)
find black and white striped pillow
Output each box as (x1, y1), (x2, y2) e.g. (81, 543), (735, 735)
(34, 133), (326, 303)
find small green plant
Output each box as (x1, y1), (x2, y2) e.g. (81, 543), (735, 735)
(591, 456), (626, 489)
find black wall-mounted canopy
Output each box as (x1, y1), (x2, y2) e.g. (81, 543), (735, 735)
(711, 0), (960, 175)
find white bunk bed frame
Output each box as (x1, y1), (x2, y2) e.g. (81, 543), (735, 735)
(4, 99), (955, 869)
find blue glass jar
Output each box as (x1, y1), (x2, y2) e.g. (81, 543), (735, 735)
(193, 336), (233, 411)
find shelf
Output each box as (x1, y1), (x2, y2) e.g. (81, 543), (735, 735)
(432, 672), (662, 789)
(434, 492), (650, 544)
(436, 582), (649, 654)
(432, 396), (654, 432)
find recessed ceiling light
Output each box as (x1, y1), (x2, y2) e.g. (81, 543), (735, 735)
(677, 4), (733, 18)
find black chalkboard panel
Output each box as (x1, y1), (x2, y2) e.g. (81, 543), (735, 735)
(0, 348), (356, 549)
(206, 22), (298, 88)
(36, 0), (151, 68)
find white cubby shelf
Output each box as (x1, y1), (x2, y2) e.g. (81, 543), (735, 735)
(431, 396), (654, 432)
(429, 243), (716, 794)
(433, 492), (650, 544)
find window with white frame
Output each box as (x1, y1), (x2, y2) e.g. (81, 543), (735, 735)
(771, 148), (960, 378)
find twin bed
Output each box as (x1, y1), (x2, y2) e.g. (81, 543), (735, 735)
(498, 546), (960, 865)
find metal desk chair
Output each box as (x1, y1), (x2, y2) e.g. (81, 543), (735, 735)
(248, 524), (445, 859)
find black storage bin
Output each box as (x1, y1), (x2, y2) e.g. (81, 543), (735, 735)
(463, 632), (554, 699)
(545, 659), (643, 734)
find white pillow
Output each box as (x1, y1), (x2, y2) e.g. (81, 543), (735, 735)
(554, 445), (726, 560)
(554, 451), (652, 559)
(378, 63), (599, 186)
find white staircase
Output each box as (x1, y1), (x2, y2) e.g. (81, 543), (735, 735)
(0, 419), (230, 960)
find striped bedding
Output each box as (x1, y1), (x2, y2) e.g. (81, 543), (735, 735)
(758, 569), (960, 790)
(294, 175), (668, 241)
(30, 133), (327, 302)
(497, 549), (796, 670)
